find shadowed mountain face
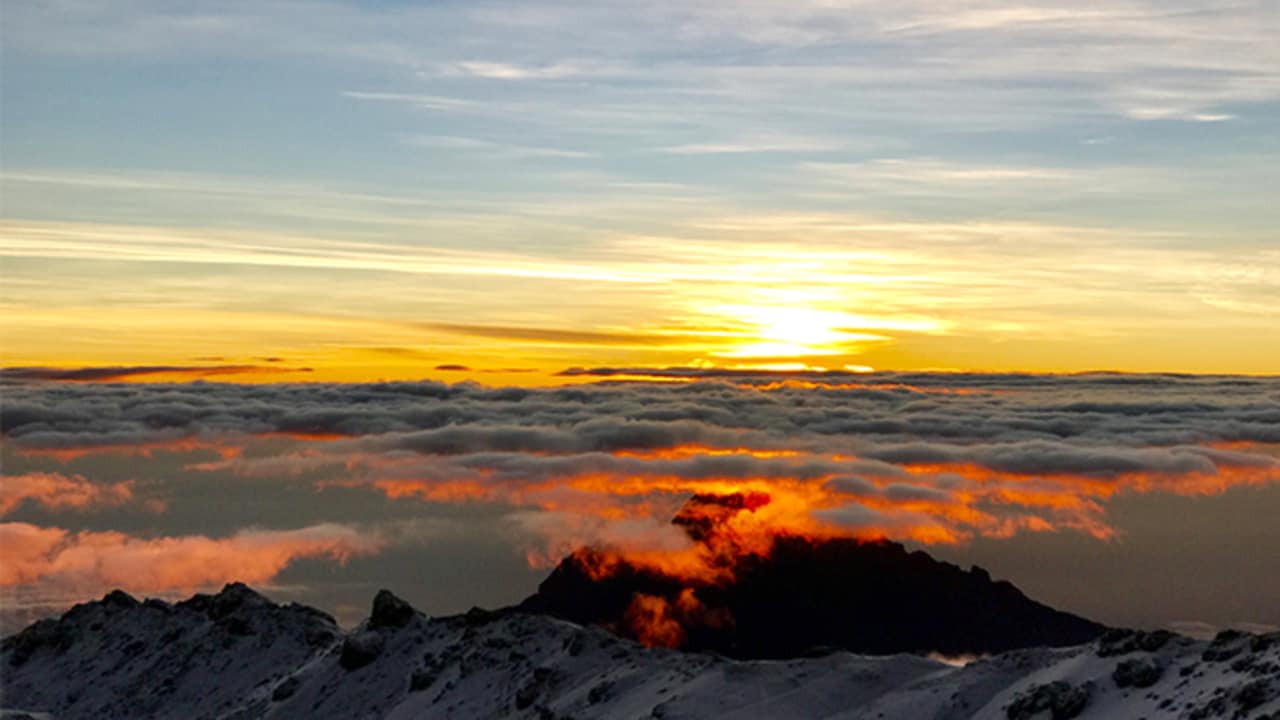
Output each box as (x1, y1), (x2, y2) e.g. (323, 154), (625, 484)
(521, 493), (1106, 658)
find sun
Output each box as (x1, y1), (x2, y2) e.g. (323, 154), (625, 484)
(711, 305), (887, 359)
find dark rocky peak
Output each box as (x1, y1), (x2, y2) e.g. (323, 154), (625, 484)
(4, 582), (342, 679)
(176, 581), (269, 619)
(339, 591), (426, 670)
(369, 589), (417, 630)
(101, 589), (140, 609)
(521, 492), (1106, 659)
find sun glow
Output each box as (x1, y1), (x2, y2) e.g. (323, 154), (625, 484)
(709, 304), (889, 359)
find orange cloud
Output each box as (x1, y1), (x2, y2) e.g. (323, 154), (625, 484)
(329, 438), (1280, 566)
(15, 431), (351, 464)
(623, 593), (686, 648)
(750, 379), (1008, 395)
(0, 473), (135, 515)
(0, 522), (382, 593)
(17, 437), (244, 463)
(613, 445), (801, 460)
(0, 364), (311, 383)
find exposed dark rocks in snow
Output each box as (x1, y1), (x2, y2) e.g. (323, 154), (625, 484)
(1238, 678), (1276, 713)
(1095, 628), (1174, 657)
(1005, 680), (1092, 720)
(1112, 657), (1162, 688)
(1203, 629), (1251, 662)
(339, 631), (385, 671)
(270, 676), (300, 701)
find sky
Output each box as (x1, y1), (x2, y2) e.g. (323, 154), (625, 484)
(1, 2), (1279, 637)
(2, 0), (1279, 379)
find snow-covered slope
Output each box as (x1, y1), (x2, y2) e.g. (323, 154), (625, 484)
(2, 584), (1277, 720)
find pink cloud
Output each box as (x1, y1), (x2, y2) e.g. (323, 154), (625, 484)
(0, 473), (135, 515)
(0, 522), (383, 594)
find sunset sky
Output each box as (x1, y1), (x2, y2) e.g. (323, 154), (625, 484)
(3, 0), (1278, 381)
(1, 2), (1279, 638)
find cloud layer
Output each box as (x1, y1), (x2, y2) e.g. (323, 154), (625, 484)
(4, 371), (1277, 583)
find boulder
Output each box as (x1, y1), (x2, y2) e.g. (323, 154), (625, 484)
(339, 631), (384, 671)
(1112, 657), (1162, 688)
(369, 590), (416, 630)
(1007, 680), (1091, 720)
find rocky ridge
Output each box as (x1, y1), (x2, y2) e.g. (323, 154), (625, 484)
(2, 584), (1278, 719)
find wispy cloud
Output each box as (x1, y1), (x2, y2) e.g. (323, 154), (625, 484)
(424, 323), (691, 347)
(660, 135), (846, 155)
(402, 134), (594, 159)
(1125, 108), (1236, 123)
(802, 158), (1080, 186)
(0, 220), (652, 284)
(0, 365), (308, 382)
(13, 0), (1278, 129)
(341, 91), (479, 111)
(3, 209), (1277, 375)
(434, 60), (627, 81)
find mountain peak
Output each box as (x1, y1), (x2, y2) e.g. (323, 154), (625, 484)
(174, 581), (270, 620)
(521, 492), (1104, 658)
(101, 589), (140, 609)
(370, 589), (417, 629)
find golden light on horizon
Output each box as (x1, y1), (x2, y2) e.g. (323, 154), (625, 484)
(696, 287), (950, 362)
(712, 306), (865, 358)
(2, 213), (1277, 380)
